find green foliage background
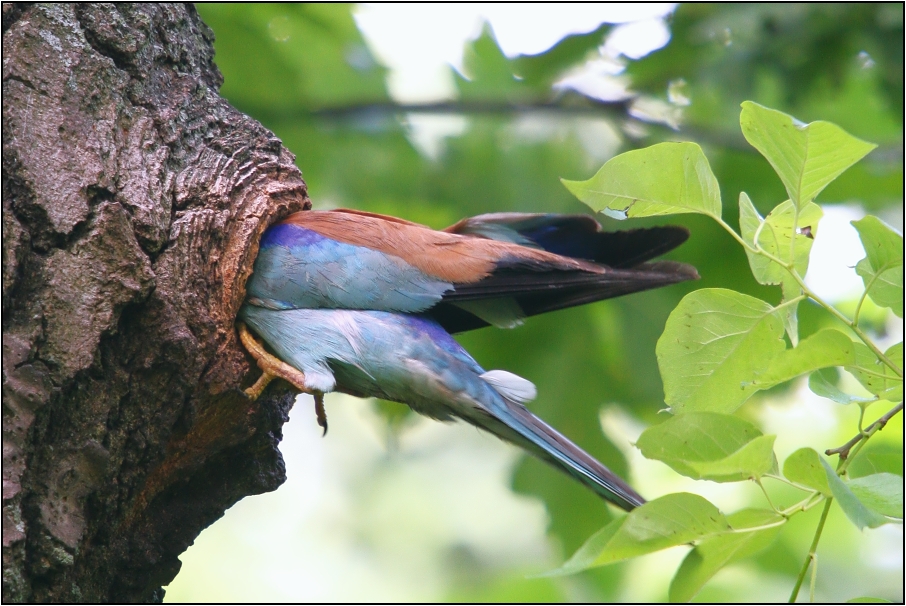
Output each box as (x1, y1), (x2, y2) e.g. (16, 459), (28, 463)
(165, 4), (902, 602)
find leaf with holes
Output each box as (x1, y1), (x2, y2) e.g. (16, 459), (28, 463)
(738, 194), (822, 343)
(562, 142), (722, 220)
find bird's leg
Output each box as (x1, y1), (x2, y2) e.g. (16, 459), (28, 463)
(238, 322), (311, 397)
(237, 322), (331, 435)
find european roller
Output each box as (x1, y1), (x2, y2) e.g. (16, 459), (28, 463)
(238, 209), (698, 511)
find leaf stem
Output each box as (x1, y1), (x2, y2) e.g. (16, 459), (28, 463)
(714, 216), (761, 254)
(780, 492), (825, 517)
(789, 498), (833, 603)
(773, 294), (807, 313)
(728, 518), (789, 533)
(809, 550), (818, 603)
(757, 477), (782, 514)
(852, 284), (872, 327)
(791, 278), (902, 378)
(763, 473), (815, 492)
(711, 209), (902, 378)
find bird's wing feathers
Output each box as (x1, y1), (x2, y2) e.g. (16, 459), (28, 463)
(247, 222), (451, 313)
(480, 370), (537, 403)
(444, 212), (691, 267)
(284, 210), (594, 283)
(257, 210), (698, 333)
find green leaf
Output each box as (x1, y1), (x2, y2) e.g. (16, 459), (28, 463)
(513, 23), (611, 91)
(779, 282), (801, 345)
(197, 4), (388, 112)
(739, 197), (823, 286)
(782, 448), (831, 496)
(821, 459), (890, 529)
(849, 443), (905, 479)
(847, 473), (904, 518)
(637, 413), (776, 482)
(738, 195), (823, 344)
(846, 342), (903, 402)
(847, 598), (894, 603)
(686, 435), (776, 481)
(852, 216), (904, 318)
(752, 329), (857, 390)
(657, 289), (786, 413)
(455, 25), (522, 100)
(738, 195), (818, 344)
(550, 493), (731, 575)
(740, 102), (877, 208)
(669, 509), (784, 603)
(561, 142), (722, 220)
(808, 367), (876, 405)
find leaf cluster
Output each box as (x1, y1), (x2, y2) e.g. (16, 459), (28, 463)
(558, 102), (903, 602)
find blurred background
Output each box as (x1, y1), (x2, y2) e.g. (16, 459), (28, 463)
(164, 4), (903, 602)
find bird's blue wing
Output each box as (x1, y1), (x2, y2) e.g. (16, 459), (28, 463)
(245, 211), (698, 333)
(246, 223), (452, 313)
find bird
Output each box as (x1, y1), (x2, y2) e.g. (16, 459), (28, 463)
(237, 209), (698, 511)
(239, 306), (647, 511)
(244, 209), (697, 333)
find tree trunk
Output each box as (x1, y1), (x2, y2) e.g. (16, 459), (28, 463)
(2, 4), (309, 602)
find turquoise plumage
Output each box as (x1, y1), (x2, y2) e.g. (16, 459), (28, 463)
(247, 223), (451, 313)
(240, 209), (698, 511)
(241, 305), (645, 511)
(246, 209), (697, 332)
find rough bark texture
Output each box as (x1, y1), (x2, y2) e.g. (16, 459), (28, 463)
(2, 4), (310, 602)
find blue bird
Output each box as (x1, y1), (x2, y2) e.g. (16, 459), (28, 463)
(238, 209), (698, 511)
(239, 306), (646, 511)
(245, 209), (697, 333)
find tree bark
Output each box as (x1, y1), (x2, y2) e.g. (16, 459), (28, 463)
(2, 4), (310, 602)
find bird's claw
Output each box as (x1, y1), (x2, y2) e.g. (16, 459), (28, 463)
(314, 392), (328, 436)
(238, 322), (329, 435)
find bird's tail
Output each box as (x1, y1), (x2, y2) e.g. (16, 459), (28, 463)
(478, 371), (645, 512)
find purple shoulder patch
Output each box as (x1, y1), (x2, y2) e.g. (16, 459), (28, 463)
(260, 223), (328, 249)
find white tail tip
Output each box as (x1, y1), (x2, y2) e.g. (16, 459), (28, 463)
(481, 370), (537, 404)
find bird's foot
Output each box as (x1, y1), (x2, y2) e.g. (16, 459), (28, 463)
(238, 322), (311, 398)
(238, 322), (330, 435)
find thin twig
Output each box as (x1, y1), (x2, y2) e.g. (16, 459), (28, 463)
(825, 402), (904, 460)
